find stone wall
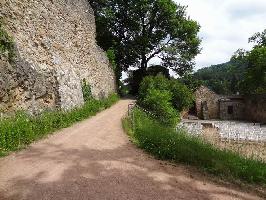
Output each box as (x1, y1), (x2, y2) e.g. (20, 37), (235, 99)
(219, 99), (245, 120)
(195, 86), (220, 119)
(0, 56), (58, 113)
(244, 95), (266, 123)
(194, 86), (266, 123)
(0, 0), (116, 113)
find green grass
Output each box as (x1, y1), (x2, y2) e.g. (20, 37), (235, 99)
(123, 108), (266, 185)
(0, 94), (119, 156)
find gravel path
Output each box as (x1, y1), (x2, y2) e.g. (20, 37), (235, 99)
(0, 100), (263, 200)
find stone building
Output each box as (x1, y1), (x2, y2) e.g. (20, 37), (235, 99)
(219, 96), (245, 120)
(195, 86), (220, 120)
(0, 0), (116, 114)
(193, 86), (266, 123)
(195, 86), (245, 121)
(244, 94), (266, 123)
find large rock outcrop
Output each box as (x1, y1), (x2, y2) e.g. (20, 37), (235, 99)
(0, 0), (116, 113)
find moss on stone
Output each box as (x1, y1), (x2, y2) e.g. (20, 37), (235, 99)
(0, 21), (15, 61)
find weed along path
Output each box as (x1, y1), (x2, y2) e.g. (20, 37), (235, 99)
(0, 100), (262, 200)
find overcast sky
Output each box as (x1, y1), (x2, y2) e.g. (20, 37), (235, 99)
(175, 0), (266, 70)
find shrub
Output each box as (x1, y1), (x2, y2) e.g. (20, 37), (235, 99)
(141, 88), (179, 127)
(138, 75), (194, 126)
(138, 75), (170, 102)
(170, 79), (194, 112)
(124, 108), (266, 185)
(0, 94), (119, 156)
(81, 79), (92, 102)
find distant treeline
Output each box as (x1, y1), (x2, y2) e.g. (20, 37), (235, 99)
(193, 29), (266, 95)
(194, 59), (248, 95)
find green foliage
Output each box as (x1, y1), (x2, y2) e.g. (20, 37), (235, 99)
(100, 93), (120, 108)
(138, 75), (178, 127)
(142, 88), (179, 126)
(170, 79), (195, 111)
(194, 29), (266, 95)
(118, 81), (129, 97)
(126, 65), (170, 95)
(249, 29), (266, 47)
(138, 75), (170, 101)
(106, 48), (117, 70)
(194, 59), (248, 95)
(90, 0), (201, 79)
(0, 22), (15, 61)
(180, 74), (203, 92)
(0, 94), (119, 156)
(138, 75), (193, 126)
(124, 108), (266, 185)
(238, 29), (266, 94)
(240, 47), (266, 94)
(139, 75), (194, 111)
(81, 79), (92, 102)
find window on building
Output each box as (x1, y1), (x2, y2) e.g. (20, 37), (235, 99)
(228, 106), (233, 115)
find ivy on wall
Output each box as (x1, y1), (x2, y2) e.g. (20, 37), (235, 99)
(81, 79), (92, 102)
(0, 21), (15, 61)
(106, 48), (117, 71)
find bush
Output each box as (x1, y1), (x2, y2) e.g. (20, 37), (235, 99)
(0, 94), (119, 156)
(170, 79), (194, 111)
(138, 75), (170, 102)
(81, 79), (92, 102)
(142, 88), (179, 127)
(127, 66), (171, 95)
(137, 75), (194, 126)
(124, 108), (266, 185)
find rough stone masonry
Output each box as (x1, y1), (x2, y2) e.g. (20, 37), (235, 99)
(0, 0), (116, 113)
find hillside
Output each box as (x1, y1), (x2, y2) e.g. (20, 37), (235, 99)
(194, 59), (248, 95)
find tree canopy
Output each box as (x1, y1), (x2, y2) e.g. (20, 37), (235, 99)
(249, 29), (266, 48)
(239, 50), (266, 94)
(126, 65), (170, 95)
(193, 29), (266, 95)
(89, 0), (201, 80)
(237, 30), (266, 94)
(137, 75), (194, 126)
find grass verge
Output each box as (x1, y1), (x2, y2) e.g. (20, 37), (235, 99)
(0, 94), (119, 156)
(123, 108), (266, 186)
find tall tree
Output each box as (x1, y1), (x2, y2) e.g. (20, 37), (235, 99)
(239, 29), (266, 94)
(249, 29), (266, 47)
(89, 0), (201, 79)
(239, 48), (266, 94)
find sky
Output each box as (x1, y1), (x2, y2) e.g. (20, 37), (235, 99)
(174, 0), (266, 70)
(123, 0), (266, 79)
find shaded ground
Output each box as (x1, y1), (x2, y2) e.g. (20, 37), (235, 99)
(0, 100), (263, 200)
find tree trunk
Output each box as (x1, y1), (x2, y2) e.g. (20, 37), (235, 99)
(140, 53), (148, 71)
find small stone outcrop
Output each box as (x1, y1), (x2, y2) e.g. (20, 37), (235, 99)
(0, 0), (116, 113)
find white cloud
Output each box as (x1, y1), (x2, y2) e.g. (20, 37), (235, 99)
(175, 0), (266, 70)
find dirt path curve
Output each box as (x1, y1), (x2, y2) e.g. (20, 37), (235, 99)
(0, 100), (262, 200)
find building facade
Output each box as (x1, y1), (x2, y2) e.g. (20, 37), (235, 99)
(194, 86), (266, 123)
